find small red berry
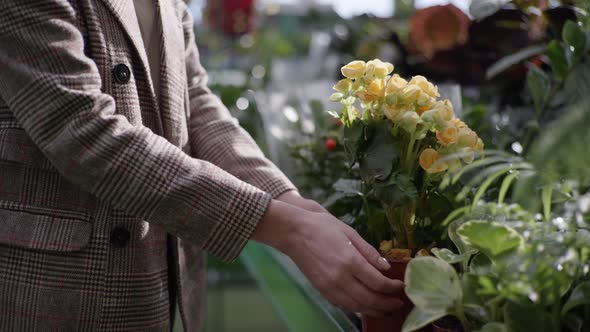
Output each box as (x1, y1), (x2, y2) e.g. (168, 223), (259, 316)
(325, 138), (337, 150)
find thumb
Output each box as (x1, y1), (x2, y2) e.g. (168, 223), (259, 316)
(345, 226), (390, 271)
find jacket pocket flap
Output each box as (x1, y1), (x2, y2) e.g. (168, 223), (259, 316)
(0, 201), (92, 252)
(0, 128), (56, 171)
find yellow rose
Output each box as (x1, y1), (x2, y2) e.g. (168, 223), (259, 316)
(402, 84), (422, 102)
(409, 75), (440, 98)
(329, 92), (344, 102)
(400, 111), (422, 133)
(451, 118), (467, 128)
(447, 158), (462, 172)
(366, 59), (394, 78)
(357, 78), (385, 102)
(475, 138), (484, 152)
(419, 148), (448, 173)
(341, 60), (366, 79)
(437, 99), (454, 121)
(457, 127), (478, 148)
(421, 108), (447, 129)
(386, 74), (408, 95)
(384, 104), (411, 122)
(333, 78), (352, 93)
(462, 150), (475, 164)
(436, 126), (458, 145)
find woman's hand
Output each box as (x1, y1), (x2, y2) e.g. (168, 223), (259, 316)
(252, 199), (404, 317)
(276, 190), (327, 213)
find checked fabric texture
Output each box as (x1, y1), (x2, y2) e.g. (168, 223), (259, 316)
(0, 0), (296, 330)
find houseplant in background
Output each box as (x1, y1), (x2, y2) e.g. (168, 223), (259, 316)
(328, 59), (484, 331)
(401, 14), (590, 332)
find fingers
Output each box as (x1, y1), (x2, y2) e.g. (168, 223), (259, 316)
(345, 276), (404, 312)
(303, 199), (329, 213)
(326, 285), (397, 317)
(348, 250), (404, 295)
(345, 226), (390, 271)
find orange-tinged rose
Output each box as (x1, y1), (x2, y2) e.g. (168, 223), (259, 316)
(416, 249), (431, 257)
(379, 240), (393, 254)
(341, 60), (366, 79)
(385, 248), (413, 260)
(436, 126), (458, 145)
(416, 106), (430, 116)
(457, 127), (478, 148)
(419, 148), (448, 173)
(357, 79), (385, 102)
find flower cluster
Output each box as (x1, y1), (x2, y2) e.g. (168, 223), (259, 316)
(331, 59), (483, 174)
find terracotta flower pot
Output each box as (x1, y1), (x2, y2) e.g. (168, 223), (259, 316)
(432, 317), (462, 332)
(362, 258), (429, 332)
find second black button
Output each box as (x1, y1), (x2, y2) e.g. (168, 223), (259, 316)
(112, 63), (131, 84)
(110, 226), (131, 248)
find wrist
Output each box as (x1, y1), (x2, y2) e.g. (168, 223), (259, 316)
(251, 199), (309, 253)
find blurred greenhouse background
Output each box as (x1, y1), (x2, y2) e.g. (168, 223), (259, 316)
(173, 1), (590, 331)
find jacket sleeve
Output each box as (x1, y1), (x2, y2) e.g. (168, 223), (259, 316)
(180, 3), (297, 198)
(0, 0), (269, 262)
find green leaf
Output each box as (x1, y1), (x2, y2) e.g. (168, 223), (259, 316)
(562, 20), (587, 60)
(562, 281), (590, 316)
(526, 66), (550, 114)
(546, 40), (570, 80)
(448, 218), (475, 256)
(405, 257), (463, 310)
(486, 44), (546, 79)
(504, 302), (554, 332)
(342, 120), (364, 166)
(332, 178), (363, 195)
(563, 313), (583, 332)
(514, 99), (590, 194)
(457, 221), (523, 258)
(358, 123), (399, 183)
(326, 110), (340, 119)
(541, 184), (553, 221)
(431, 248), (471, 265)
(470, 253), (493, 276)
(477, 323), (507, 332)
(374, 173), (417, 208)
(402, 307), (447, 332)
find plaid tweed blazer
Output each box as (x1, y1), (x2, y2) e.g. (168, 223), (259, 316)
(0, 0), (296, 330)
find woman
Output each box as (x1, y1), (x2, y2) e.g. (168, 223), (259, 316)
(0, 0), (403, 330)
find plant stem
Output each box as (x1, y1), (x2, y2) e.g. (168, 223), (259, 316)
(386, 206), (408, 249)
(551, 299), (561, 332)
(455, 303), (472, 332)
(584, 305), (590, 332)
(404, 135), (416, 174)
(485, 295), (504, 321)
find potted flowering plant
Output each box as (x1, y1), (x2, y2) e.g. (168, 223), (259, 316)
(328, 59), (484, 331)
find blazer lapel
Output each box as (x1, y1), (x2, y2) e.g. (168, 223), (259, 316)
(97, 0), (153, 92)
(157, 0), (187, 145)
